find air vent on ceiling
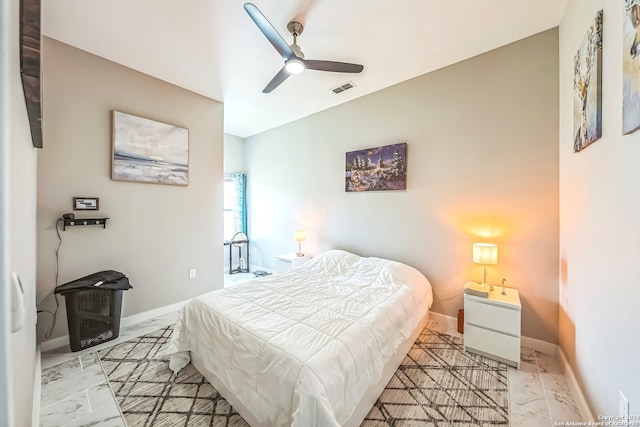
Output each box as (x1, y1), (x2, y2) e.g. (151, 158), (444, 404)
(331, 81), (356, 94)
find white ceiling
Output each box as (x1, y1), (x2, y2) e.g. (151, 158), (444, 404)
(42, 0), (568, 138)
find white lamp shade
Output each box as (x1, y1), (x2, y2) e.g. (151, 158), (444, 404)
(473, 243), (498, 265)
(294, 230), (307, 242)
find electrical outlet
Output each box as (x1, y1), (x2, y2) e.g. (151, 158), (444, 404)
(619, 390), (629, 418)
(189, 269), (196, 279)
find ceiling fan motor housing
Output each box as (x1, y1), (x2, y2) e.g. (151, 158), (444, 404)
(287, 22), (305, 58)
(287, 21), (304, 37)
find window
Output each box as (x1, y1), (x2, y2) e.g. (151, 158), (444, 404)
(224, 173), (246, 241)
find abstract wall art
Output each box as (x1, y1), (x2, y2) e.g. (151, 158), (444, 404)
(112, 111), (189, 186)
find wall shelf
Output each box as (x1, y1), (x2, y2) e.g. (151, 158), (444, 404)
(61, 217), (109, 231)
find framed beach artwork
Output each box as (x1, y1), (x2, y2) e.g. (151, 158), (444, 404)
(573, 10), (603, 152)
(623, 1), (640, 134)
(112, 111), (189, 185)
(345, 142), (407, 192)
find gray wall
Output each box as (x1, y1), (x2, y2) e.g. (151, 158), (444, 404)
(36, 38), (225, 341)
(223, 133), (245, 269)
(224, 133), (245, 174)
(560, 1), (640, 416)
(245, 29), (560, 343)
(3, 0), (39, 423)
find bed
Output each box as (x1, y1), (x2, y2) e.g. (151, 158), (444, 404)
(166, 249), (433, 426)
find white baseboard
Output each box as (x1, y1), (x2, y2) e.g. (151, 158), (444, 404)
(119, 299), (189, 328)
(40, 299), (190, 353)
(558, 346), (593, 421)
(429, 311), (558, 356)
(32, 346), (41, 427)
(426, 312), (557, 353)
(428, 311), (460, 336)
(40, 333), (68, 353)
(521, 335), (557, 356)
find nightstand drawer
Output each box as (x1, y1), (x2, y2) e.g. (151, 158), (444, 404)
(464, 323), (520, 364)
(464, 299), (520, 336)
(274, 253), (311, 272)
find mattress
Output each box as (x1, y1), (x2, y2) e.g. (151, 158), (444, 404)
(166, 249), (433, 426)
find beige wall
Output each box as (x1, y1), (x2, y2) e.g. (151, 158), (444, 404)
(36, 38), (225, 342)
(560, 1), (640, 417)
(3, 0), (39, 424)
(245, 29), (560, 343)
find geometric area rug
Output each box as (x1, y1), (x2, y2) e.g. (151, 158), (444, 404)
(366, 328), (509, 426)
(98, 325), (509, 426)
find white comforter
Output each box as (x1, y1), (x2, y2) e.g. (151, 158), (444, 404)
(166, 250), (433, 427)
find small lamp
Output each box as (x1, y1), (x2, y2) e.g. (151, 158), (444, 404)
(473, 243), (498, 290)
(294, 230), (306, 257)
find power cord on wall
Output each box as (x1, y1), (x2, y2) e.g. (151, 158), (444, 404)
(37, 218), (62, 339)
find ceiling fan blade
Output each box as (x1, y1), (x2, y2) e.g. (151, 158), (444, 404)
(263, 67), (291, 93)
(303, 60), (364, 73)
(244, 3), (295, 61)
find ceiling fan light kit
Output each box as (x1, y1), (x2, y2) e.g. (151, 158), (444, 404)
(285, 58), (305, 74)
(244, 3), (364, 93)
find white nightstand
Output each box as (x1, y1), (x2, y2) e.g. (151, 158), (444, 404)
(464, 287), (521, 368)
(274, 253), (311, 272)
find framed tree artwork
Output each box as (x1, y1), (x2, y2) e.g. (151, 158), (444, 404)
(623, 1), (640, 134)
(345, 143), (407, 192)
(573, 10), (603, 152)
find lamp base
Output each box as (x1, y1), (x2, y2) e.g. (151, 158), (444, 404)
(482, 282), (494, 292)
(296, 252), (304, 257)
(481, 266), (493, 291)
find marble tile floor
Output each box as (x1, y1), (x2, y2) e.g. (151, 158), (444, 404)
(508, 347), (584, 426)
(439, 325), (583, 427)
(41, 309), (583, 426)
(40, 311), (179, 427)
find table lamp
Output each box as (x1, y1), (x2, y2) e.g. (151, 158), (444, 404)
(473, 243), (498, 291)
(295, 230), (306, 257)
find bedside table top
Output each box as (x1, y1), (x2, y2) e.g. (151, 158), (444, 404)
(275, 253), (311, 262)
(465, 286), (521, 309)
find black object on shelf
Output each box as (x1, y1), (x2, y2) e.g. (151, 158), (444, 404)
(61, 217), (109, 230)
(55, 270), (132, 352)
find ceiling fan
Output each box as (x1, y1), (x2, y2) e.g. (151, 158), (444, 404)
(244, 3), (364, 93)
